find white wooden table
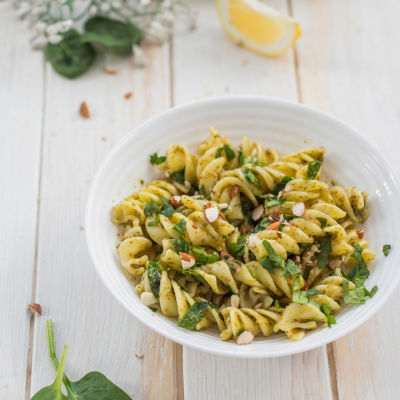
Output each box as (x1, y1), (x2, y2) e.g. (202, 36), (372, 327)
(2, 1), (400, 399)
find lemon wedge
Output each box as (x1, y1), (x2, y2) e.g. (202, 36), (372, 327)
(215, 0), (301, 56)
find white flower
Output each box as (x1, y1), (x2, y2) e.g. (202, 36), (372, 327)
(35, 21), (47, 33)
(89, 5), (98, 15)
(58, 19), (73, 32)
(111, 0), (122, 9)
(46, 23), (60, 35)
(132, 45), (147, 68)
(16, 2), (31, 18)
(48, 34), (63, 44)
(31, 5), (46, 15)
(31, 35), (48, 50)
(100, 2), (110, 13)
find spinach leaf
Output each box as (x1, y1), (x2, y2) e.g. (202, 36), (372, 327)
(317, 240), (332, 269)
(149, 152), (166, 166)
(177, 301), (219, 330)
(170, 237), (190, 254)
(223, 144), (235, 161)
(272, 176), (295, 196)
(262, 240), (285, 269)
(43, 320), (131, 400)
(46, 29), (95, 80)
(82, 16), (143, 56)
(241, 168), (261, 189)
(305, 160), (322, 180)
(316, 217), (328, 228)
(348, 243), (370, 279)
(31, 342), (69, 400)
(172, 218), (187, 235)
(383, 244), (391, 257)
(169, 167), (185, 184)
(254, 217), (273, 233)
(147, 261), (163, 298)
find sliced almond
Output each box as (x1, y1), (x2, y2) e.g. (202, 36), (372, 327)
(135, 353), (143, 358)
(271, 210), (284, 221)
(124, 92), (132, 99)
(79, 102), (90, 119)
(103, 66), (116, 74)
(240, 226), (249, 235)
(165, 171), (170, 178)
(236, 331), (254, 345)
(230, 185), (241, 199)
(221, 250), (234, 261)
(169, 195), (182, 209)
(292, 202), (305, 217)
(306, 261), (318, 266)
(231, 294), (240, 308)
(356, 229), (365, 239)
(328, 259), (342, 270)
(218, 212), (228, 222)
(205, 206), (219, 223)
(28, 303), (41, 315)
(232, 261), (242, 272)
(253, 302), (262, 309)
(277, 191), (283, 199)
(311, 244), (321, 253)
(266, 221), (281, 231)
(284, 183), (294, 192)
(276, 231), (283, 239)
(180, 252), (196, 270)
(218, 203), (229, 209)
(251, 204), (264, 221)
(247, 234), (259, 248)
(289, 221), (298, 227)
(141, 292), (157, 306)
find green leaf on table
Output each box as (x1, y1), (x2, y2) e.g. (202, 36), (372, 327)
(348, 243), (370, 279)
(31, 343), (69, 399)
(271, 176), (295, 196)
(82, 16), (143, 56)
(170, 237), (190, 254)
(305, 160), (322, 180)
(46, 29), (95, 80)
(149, 152), (166, 166)
(241, 168), (261, 189)
(177, 301), (219, 330)
(316, 217), (328, 228)
(317, 240), (332, 269)
(43, 320), (132, 400)
(172, 218), (187, 235)
(147, 261), (163, 298)
(383, 244), (391, 256)
(169, 167), (186, 184)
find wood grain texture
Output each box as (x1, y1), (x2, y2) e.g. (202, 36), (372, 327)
(29, 42), (183, 400)
(0, 5), (44, 399)
(173, 2), (333, 399)
(292, 0), (400, 398)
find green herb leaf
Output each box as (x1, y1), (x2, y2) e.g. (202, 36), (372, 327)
(254, 217), (273, 233)
(169, 167), (185, 184)
(148, 220), (158, 227)
(317, 240), (332, 269)
(144, 202), (152, 217)
(227, 243), (238, 257)
(192, 247), (205, 254)
(149, 152), (166, 166)
(248, 267), (260, 281)
(172, 218), (187, 235)
(170, 237), (190, 254)
(236, 234), (250, 257)
(161, 204), (176, 217)
(46, 29), (95, 80)
(150, 198), (160, 212)
(348, 243), (370, 279)
(343, 277), (362, 304)
(179, 284), (188, 292)
(305, 160), (322, 180)
(266, 199), (285, 208)
(275, 299), (280, 309)
(242, 168), (262, 189)
(383, 244), (391, 257)
(239, 152), (255, 166)
(196, 253), (218, 266)
(177, 301), (219, 330)
(320, 303), (331, 316)
(159, 197), (169, 206)
(316, 217), (328, 228)
(366, 285), (378, 298)
(285, 259), (302, 276)
(235, 327), (245, 337)
(199, 185), (206, 196)
(308, 299), (321, 310)
(262, 240), (286, 270)
(215, 147), (224, 158)
(259, 256), (275, 275)
(272, 176), (295, 196)
(149, 307), (158, 312)
(147, 262), (163, 298)
(327, 315), (336, 328)
(224, 144), (235, 161)
(292, 276), (309, 304)
(82, 16), (143, 56)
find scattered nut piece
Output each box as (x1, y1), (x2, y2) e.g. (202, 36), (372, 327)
(180, 252), (196, 270)
(218, 212), (228, 222)
(271, 210), (284, 221)
(236, 331), (254, 345)
(301, 280), (308, 291)
(221, 250), (233, 261)
(311, 244), (321, 253)
(231, 295), (240, 308)
(165, 171), (170, 178)
(205, 206), (219, 223)
(79, 102), (90, 119)
(292, 202), (305, 217)
(135, 353), (143, 358)
(284, 183), (294, 192)
(356, 229), (365, 239)
(253, 302), (262, 309)
(328, 259), (342, 270)
(241, 226), (249, 235)
(247, 234), (259, 248)
(101, 137), (106, 141)
(276, 231), (283, 239)
(218, 203), (229, 209)
(277, 191), (283, 200)
(266, 221), (281, 231)
(252, 204), (264, 221)
(230, 185), (240, 199)
(28, 303), (41, 315)
(232, 261), (242, 272)
(306, 261), (318, 266)
(289, 221), (298, 227)
(169, 195), (182, 209)
(125, 92), (132, 99)
(80, 226), (84, 231)
(103, 66), (116, 74)
(141, 292), (157, 306)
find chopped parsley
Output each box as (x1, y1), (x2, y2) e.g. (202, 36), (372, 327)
(172, 218), (187, 235)
(242, 168), (262, 189)
(149, 152), (166, 166)
(383, 244), (391, 257)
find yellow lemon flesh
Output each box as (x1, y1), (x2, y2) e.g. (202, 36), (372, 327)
(216, 0), (301, 56)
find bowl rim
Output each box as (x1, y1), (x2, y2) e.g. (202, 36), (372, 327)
(85, 95), (400, 358)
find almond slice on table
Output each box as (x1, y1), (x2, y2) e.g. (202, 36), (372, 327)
(205, 206), (219, 223)
(180, 252), (196, 270)
(79, 102), (90, 119)
(28, 303), (41, 315)
(236, 331), (254, 345)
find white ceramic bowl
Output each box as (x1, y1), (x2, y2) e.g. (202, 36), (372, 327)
(86, 96), (400, 358)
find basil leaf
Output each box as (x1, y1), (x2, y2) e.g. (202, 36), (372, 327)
(161, 204), (176, 217)
(308, 299), (321, 310)
(236, 234), (250, 257)
(227, 243), (238, 257)
(169, 167), (185, 184)
(254, 217), (273, 233)
(305, 160), (322, 180)
(262, 240), (286, 269)
(170, 237), (190, 254)
(150, 198), (161, 212)
(196, 253), (217, 265)
(215, 147), (224, 158)
(148, 221), (158, 227)
(266, 199), (285, 208)
(343, 277), (362, 304)
(348, 243), (370, 279)
(317, 240), (332, 269)
(242, 168), (261, 189)
(306, 288), (323, 296)
(235, 326), (245, 337)
(192, 247), (205, 254)
(149, 152), (166, 166)
(259, 256), (275, 275)
(199, 184), (206, 196)
(272, 176), (295, 196)
(144, 202), (152, 217)
(383, 244), (391, 256)
(286, 259), (302, 276)
(147, 261), (163, 298)
(327, 315), (336, 328)
(275, 299), (280, 309)
(366, 285), (378, 298)
(320, 303), (331, 316)
(316, 217), (328, 228)
(177, 301), (219, 330)
(46, 29), (95, 80)
(159, 197), (169, 206)
(292, 276), (308, 304)
(172, 218), (187, 235)
(82, 16), (143, 56)
(179, 284), (188, 292)
(248, 267), (260, 281)
(224, 144), (236, 161)
(149, 307), (158, 312)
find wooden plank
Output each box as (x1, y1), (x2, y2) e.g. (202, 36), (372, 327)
(291, 0), (400, 398)
(173, 1), (333, 399)
(29, 42), (183, 399)
(0, 5), (44, 399)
